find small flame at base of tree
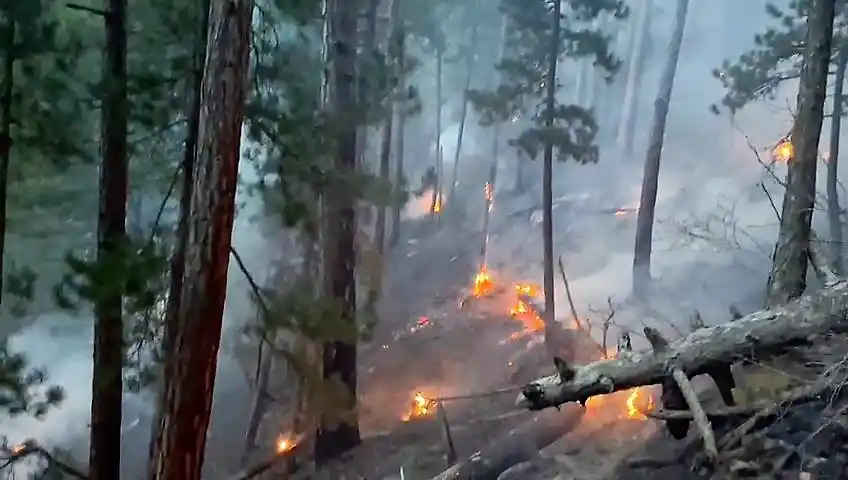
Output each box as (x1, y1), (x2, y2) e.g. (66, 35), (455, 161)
(402, 391), (435, 421)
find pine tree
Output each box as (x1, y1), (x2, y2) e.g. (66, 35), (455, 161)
(478, 0), (626, 352)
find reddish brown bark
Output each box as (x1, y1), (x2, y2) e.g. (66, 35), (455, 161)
(89, 1), (128, 478)
(146, 0), (208, 472)
(147, 0), (254, 478)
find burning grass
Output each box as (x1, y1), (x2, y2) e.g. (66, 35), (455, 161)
(402, 392), (435, 422)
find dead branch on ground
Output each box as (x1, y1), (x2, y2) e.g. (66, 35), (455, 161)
(516, 281), (848, 412)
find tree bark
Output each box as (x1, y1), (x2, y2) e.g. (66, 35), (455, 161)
(480, 15), (507, 267)
(388, 9), (405, 248)
(517, 279), (848, 411)
(431, 50), (443, 215)
(767, 0), (836, 306)
(241, 341), (273, 462)
(147, 0), (208, 472)
(314, 0), (361, 462)
(0, 15), (14, 307)
(631, 0), (689, 297)
(448, 22), (480, 207)
(89, 1), (128, 478)
(148, 0), (253, 477)
(616, 0), (651, 155)
(826, 42), (846, 275)
(541, 0), (561, 346)
(372, 0), (401, 257)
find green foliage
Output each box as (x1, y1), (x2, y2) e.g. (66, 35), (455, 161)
(712, 0), (848, 114)
(52, 235), (169, 390)
(471, 0), (626, 162)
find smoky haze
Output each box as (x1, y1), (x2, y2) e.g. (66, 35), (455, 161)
(1, 0), (829, 476)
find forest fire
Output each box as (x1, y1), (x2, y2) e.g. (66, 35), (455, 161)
(510, 283), (544, 333)
(473, 267), (494, 297)
(626, 387), (654, 419)
(772, 137), (794, 162)
(402, 392), (435, 421)
(432, 194), (443, 213)
(276, 434), (296, 453)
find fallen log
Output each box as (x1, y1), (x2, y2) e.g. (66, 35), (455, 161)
(430, 405), (584, 480)
(515, 281), (848, 411)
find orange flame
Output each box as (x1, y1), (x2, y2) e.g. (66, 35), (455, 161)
(614, 209), (628, 216)
(473, 267), (494, 297)
(773, 138), (794, 163)
(626, 387), (655, 419)
(510, 283), (544, 333)
(403, 391), (434, 421)
(276, 434), (296, 453)
(432, 194), (443, 213)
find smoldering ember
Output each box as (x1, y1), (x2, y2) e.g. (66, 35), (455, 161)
(4, 0), (848, 479)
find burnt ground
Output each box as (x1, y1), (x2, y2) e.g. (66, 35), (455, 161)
(271, 216), (665, 480)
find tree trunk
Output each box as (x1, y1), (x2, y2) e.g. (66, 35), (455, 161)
(481, 15), (507, 267)
(314, 0), (361, 462)
(388, 12), (406, 248)
(431, 50), (443, 215)
(241, 341), (273, 462)
(372, 0), (401, 257)
(514, 153), (527, 193)
(147, 0), (208, 471)
(631, 0), (689, 297)
(0, 16), (14, 307)
(448, 23), (480, 207)
(148, 0), (253, 477)
(89, 1), (128, 478)
(826, 43), (846, 275)
(767, 0), (836, 306)
(616, 0), (651, 155)
(541, 0), (561, 349)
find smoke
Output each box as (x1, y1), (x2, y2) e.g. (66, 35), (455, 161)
(0, 153), (279, 476)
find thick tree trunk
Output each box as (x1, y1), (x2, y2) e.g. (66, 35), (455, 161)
(616, 0), (651, 155)
(314, 0), (361, 462)
(767, 0), (836, 306)
(0, 16), (14, 307)
(148, 0), (253, 477)
(541, 0), (561, 351)
(826, 43), (846, 275)
(448, 23), (480, 207)
(631, 0), (689, 297)
(89, 1), (128, 478)
(388, 13), (405, 248)
(518, 279), (848, 412)
(147, 0), (208, 471)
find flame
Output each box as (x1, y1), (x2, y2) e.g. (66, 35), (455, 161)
(614, 209), (628, 216)
(772, 138), (794, 163)
(626, 387), (655, 419)
(432, 193), (443, 213)
(403, 391), (434, 421)
(473, 267), (494, 297)
(10, 444), (24, 455)
(510, 283), (544, 333)
(276, 434), (296, 453)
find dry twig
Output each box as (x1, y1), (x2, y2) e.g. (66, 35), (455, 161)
(672, 368), (718, 462)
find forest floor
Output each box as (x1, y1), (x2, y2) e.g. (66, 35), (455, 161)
(265, 215), (666, 480)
